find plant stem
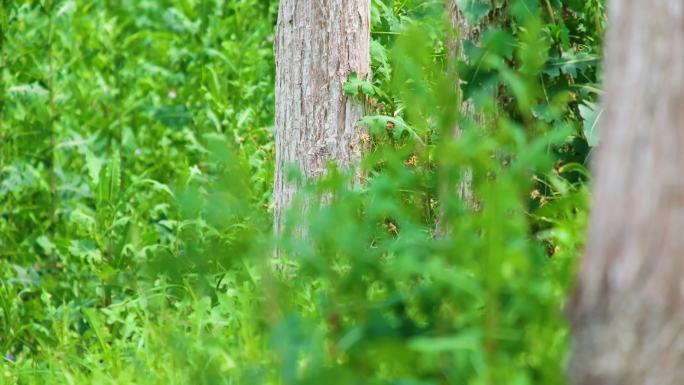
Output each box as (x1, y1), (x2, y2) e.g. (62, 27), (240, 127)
(47, 5), (58, 230)
(0, 3), (6, 170)
(543, 0), (556, 25)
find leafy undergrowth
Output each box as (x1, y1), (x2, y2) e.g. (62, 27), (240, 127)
(1, 0), (603, 384)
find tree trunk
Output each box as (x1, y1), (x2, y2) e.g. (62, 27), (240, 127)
(273, 1), (370, 238)
(569, 1), (684, 384)
(447, 1), (481, 203)
(435, 1), (487, 235)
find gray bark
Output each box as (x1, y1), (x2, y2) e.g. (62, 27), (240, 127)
(569, 1), (684, 384)
(436, 1), (488, 235)
(447, 1), (485, 205)
(273, 0), (370, 237)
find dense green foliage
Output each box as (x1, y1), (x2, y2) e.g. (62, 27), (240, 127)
(1, 0), (603, 384)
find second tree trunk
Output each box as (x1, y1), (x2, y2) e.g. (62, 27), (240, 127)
(570, 0), (684, 383)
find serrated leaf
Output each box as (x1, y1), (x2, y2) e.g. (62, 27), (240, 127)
(86, 151), (105, 184)
(544, 52), (598, 78)
(68, 240), (102, 263)
(139, 179), (175, 199)
(71, 207), (97, 231)
(371, 40), (391, 79)
(359, 115), (424, 145)
(342, 72), (375, 97)
(7, 83), (49, 101)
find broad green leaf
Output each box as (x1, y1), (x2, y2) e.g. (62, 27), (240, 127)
(152, 105), (194, 129)
(457, 0), (492, 24)
(579, 101), (602, 147)
(86, 151), (105, 184)
(68, 240), (102, 263)
(359, 115), (425, 144)
(409, 331), (480, 352)
(544, 52), (599, 78)
(36, 236), (55, 255)
(342, 72), (375, 97)
(97, 150), (121, 206)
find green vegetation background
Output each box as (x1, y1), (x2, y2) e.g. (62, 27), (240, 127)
(1, 0), (603, 384)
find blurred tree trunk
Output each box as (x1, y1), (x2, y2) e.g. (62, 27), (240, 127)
(435, 1), (487, 235)
(570, 1), (684, 384)
(273, 0), (370, 239)
(447, 1), (482, 204)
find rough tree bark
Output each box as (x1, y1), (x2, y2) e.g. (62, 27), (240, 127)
(570, 1), (684, 384)
(272, 1), (370, 238)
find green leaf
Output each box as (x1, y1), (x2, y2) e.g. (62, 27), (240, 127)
(68, 240), (102, 263)
(578, 101), (602, 147)
(342, 72), (375, 97)
(85, 151), (105, 185)
(7, 83), (49, 102)
(544, 52), (598, 78)
(36, 236), (55, 255)
(97, 150), (121, 207)
(152, 105), (194, 129)
(409, 331), (480, 353)
(359, 115), (425, 144)
(457, 0), (492, 24)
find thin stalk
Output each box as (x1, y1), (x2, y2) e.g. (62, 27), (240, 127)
(0, 2), (7, 168)
(542, 0), (557, 25)
(46, 5), (58, 229)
